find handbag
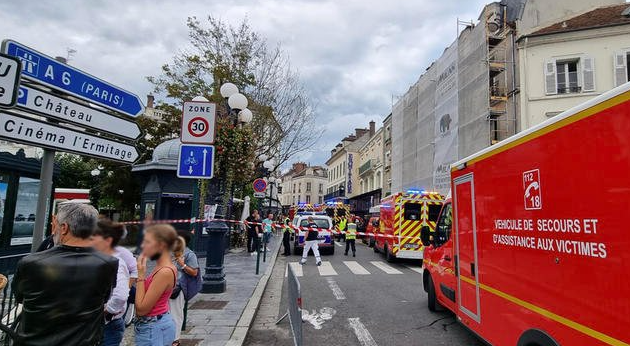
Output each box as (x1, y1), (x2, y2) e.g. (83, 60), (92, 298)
(179, 252), (203, 301)
(170, 284), (182, 299)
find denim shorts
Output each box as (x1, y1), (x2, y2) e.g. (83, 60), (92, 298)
(134, 313), (176, 346)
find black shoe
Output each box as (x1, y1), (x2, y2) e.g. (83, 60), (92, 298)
(344, 252), (348, 256)
(316, 261), (322, 266)
(353, 253), (356, 257)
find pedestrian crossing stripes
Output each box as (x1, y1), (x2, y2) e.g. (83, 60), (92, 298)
(343, 261), (371, 275)
(370, 261), (403, 274)
(286, 260), (421, 277)
(317, 261), (338, 276)
(405, 265), (424, 274)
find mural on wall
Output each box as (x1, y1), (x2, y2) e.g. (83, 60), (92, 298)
(433, 41), (459, 193)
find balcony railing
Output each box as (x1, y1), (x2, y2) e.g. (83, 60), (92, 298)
(359, 159), (374, 176)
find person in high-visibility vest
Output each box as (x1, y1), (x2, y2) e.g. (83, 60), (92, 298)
(337, 218), (347, 242)
(282, 217), (293, 256)
(345, 219), (357, 257)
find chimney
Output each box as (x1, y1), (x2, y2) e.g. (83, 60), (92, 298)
(147, 95), (155, 109)
(369, 120), (375, 137)
(292, 162), (307, 173)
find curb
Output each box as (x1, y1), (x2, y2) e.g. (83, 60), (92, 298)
(225, 238), (282, 346)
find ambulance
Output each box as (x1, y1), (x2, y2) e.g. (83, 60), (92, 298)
(421, 83), (630, 346)
(374, 190), (444, 262)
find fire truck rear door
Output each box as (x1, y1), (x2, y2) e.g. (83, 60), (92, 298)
(454, 173), (481, 323)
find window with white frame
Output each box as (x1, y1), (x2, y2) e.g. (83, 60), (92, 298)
(556, 59), (579, 94)
(544, 56), (595, 95)
(614, 50), (629, 87)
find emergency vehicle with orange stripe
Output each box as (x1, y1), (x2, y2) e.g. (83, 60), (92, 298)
(374, 190), (444, 262)
(420, 82), (630, 346)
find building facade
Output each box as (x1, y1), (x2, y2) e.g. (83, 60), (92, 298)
(279, 163), (327, 207)
(390, 0), (615, 194)
(324, 127), (371, 202)
(518, 3), (630, 128)
(357, 121), (382, 195)
(381, 114), (393, 197)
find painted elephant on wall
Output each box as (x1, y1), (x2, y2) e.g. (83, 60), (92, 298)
(439, 114), (452, 133)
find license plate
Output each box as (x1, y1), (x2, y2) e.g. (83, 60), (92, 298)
(403, 243), (420, 249)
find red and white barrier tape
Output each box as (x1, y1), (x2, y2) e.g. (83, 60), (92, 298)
(120, 217), (426, 242)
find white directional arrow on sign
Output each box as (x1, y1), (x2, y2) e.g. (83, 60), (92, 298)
(16, 85), (142, 140)
(202, 148), (208, 175)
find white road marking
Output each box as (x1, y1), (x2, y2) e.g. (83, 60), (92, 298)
(302, 308), (336, 330)
(288, 262), (303, 277)
(335, 241), (343, 247)
(348, 317), (378, 346)
(370, 261), (403, 274)
(343, 261), (371, 275)
(405, 265), (424, 274)
(326, 277), (346, 300)
(317, 261), (338, 276)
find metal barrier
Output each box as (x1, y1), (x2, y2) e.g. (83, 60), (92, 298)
(276, 264), (302, 346)
(0, 274), (19, 345)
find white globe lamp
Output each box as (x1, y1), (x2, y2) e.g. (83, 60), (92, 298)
(238, 108), (253, 123)
(228, 93), (248, 111)
(220, 83), (238, 98)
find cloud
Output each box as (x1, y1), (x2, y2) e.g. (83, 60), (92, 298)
(0, 0), (487, 165)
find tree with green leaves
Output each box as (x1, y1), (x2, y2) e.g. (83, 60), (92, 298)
(148, 16), (321, 173)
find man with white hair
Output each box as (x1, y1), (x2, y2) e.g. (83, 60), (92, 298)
(13, 203), (118, 346)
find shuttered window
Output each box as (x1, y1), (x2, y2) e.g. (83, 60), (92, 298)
(614, 51), (629, 87)
(545, 56), (595, 95)
(581, 56), (595, 92)
(544, 60), (557, 95)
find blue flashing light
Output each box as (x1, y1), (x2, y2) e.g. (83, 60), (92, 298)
(406, 188), (425, 194)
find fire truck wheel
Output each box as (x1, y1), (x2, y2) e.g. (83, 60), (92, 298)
(427, 275), (440, 312)
(373, 243), (379, 253)
(385, 244), (395, 263)
(294, 246), (303, 255)
(517, 329), (559, 346)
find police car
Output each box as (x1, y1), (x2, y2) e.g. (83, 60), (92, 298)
(292, 213), (335, 255)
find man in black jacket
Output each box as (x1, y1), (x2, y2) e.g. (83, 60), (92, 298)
(13, 203), (118, 346)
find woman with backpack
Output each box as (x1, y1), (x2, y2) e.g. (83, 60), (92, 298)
(169, 230), (200, 346)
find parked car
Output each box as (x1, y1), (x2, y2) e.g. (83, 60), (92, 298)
(292, 213), (335, 255)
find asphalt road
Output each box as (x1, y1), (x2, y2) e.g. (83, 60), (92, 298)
(246, 239), (485, 346)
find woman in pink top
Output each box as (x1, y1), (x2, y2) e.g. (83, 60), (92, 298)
(135, 224), (181, 346)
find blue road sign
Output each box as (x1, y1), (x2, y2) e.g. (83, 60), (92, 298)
(177, 144), (215, 179)
(1, 40), (144, 117)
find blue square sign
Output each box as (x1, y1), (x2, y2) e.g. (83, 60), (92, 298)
(177, 144), (214, 179)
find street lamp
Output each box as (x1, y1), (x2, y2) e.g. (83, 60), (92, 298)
(201, 83), (254, 294)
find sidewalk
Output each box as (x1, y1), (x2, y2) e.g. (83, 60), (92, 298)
(123, 236), (282, 346)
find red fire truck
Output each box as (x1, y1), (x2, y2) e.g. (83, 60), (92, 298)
(375, 190), (444, 262)
(421, 83), (630, 346)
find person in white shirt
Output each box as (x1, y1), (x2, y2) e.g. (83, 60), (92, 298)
(91, 219), (130, 346)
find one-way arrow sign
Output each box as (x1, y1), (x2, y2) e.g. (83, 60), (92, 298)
(2, 40), (144, 117)
(0, 111), (139, 163)
(17, 85), (142, 140)
(177, 144), (214, 179)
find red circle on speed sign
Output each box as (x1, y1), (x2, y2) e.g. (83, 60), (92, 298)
(188, 117), (209, 138)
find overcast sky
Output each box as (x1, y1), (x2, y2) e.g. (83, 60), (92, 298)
(0, 0), (488, 166)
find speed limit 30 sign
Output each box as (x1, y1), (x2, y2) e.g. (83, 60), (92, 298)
(181, 101), (217, 144)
